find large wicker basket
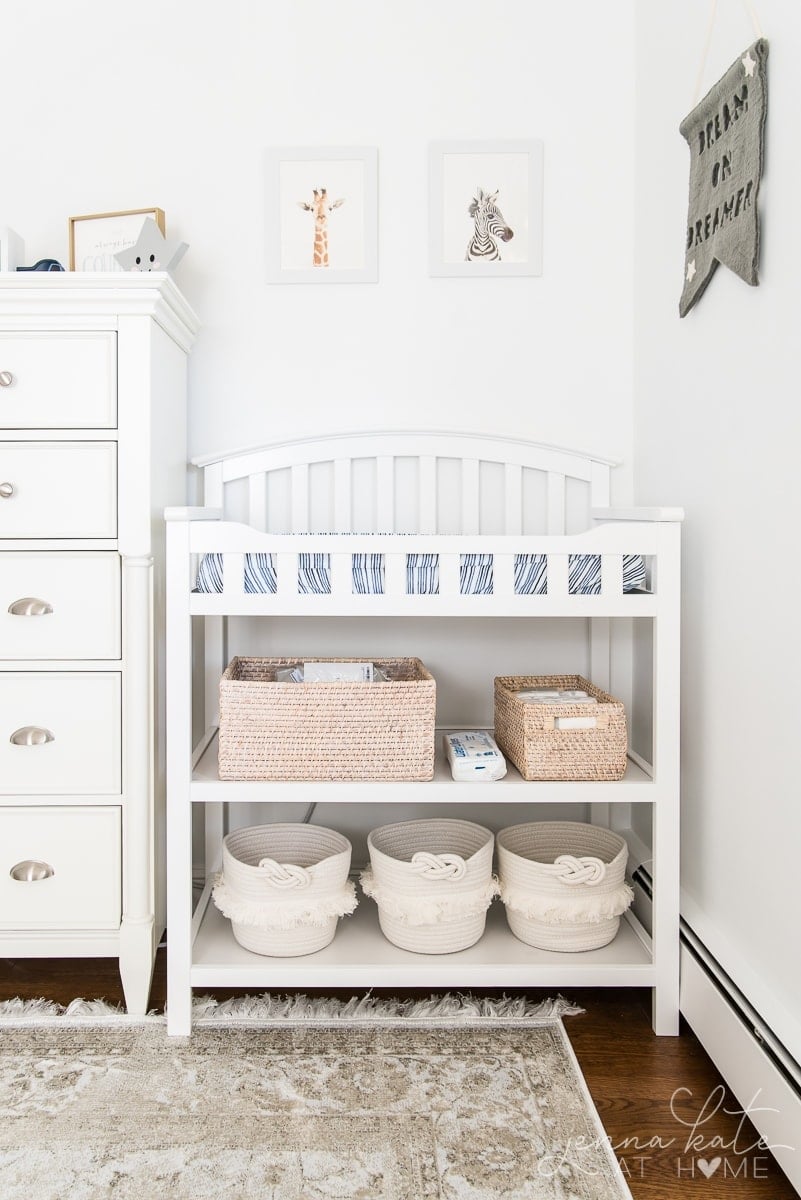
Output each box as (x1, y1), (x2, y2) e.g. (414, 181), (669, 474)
(361, 818), (497, 953)
(497, 821), (633, 951)
(211, 823), (356, 956)
(494, 674), (627, 780)
(218, 656), (436, 781)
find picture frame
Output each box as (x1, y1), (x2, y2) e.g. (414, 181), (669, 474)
(68, 208), (165, 271)
(0, 227), (24, 271)
(428, 140), (543, 277)
(265, 146), (378, 283)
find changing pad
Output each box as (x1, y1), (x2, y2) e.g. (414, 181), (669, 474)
(195, 550), (646, 596)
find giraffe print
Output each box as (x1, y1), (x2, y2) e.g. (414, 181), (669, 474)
(298, 188), (345, 267)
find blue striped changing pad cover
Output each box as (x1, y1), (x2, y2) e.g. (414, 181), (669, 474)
(195, 551), (646, 596)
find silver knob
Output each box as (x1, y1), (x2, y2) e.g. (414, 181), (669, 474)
(0, 371), (13, 388)
(0, 482), (14, 499)
(8, 597), (54, 616)
(9, 726), (55, 746)
(10, 860), (55, 882)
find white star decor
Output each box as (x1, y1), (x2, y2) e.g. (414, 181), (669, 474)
(742, 50), (757, 77)
(686, 259), (697, 283)
(114, 217), (188, 273)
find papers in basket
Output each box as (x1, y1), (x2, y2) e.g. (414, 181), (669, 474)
(275, 662), (390, 683)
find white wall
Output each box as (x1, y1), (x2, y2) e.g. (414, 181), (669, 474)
(634, 3), (801, 1064)
(3, 0), (635, 480)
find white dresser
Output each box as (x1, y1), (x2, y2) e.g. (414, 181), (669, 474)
(0, 273), (199, 1013)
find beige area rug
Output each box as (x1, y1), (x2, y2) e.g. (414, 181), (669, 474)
(0, 994), (631, 1200)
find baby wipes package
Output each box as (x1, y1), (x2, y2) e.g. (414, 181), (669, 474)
(444, 731), (507, 782)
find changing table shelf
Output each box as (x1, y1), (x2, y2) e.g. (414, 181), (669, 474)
(191, 888), (654, 990)
(190, 727), (656, 803)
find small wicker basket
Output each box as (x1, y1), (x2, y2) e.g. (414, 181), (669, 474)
(494, 674), (627, 780)
(218, 656), (436, 781)
(212, 823), (356, 956)
(361, 818), (497, 954)
(497, 821), (633, 952)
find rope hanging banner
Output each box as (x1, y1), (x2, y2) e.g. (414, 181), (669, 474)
(679, 37), (768, 316)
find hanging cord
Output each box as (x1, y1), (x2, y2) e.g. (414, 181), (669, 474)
(693, 0), (764, 105)
(742, 0), (763, 37)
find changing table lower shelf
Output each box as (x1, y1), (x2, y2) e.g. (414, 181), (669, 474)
(189, 887), (654, 990)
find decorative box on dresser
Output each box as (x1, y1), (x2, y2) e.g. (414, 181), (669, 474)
(0, 273), (199, 1013)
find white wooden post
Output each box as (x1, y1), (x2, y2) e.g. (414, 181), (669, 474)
(118, 554), (155, 1014)
(166, 517), (194, 1036)
(651, 521), (682, 1035)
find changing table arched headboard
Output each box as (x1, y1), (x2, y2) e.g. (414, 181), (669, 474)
(191, 431), (618, 538)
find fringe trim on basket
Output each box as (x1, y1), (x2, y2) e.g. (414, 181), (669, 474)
(360, 870), (499, 926)
(211, 874), (358, 930)
(190, 991), (584, 1026)
(499, 881), (634, 924)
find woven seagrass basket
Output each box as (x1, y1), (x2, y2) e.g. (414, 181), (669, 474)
(211, 823), (356, 956)
(497, 821), (633, 952)
(494, 674), (627, 780)
(218, 656), (436, 781)
(361, 818), (496, 954)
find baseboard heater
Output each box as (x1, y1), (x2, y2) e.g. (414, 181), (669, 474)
(631, 865), (801, 1193)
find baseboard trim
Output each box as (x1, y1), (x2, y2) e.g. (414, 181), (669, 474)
(680, 940), (801, 1193)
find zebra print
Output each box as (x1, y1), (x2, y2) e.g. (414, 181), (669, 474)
(194, 551), (646, 597)
(466, 188), (514, 262)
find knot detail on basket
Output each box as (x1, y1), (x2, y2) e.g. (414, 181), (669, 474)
(410, 852), (467, 881)
(549, 855), (606, 886)
(257, 858), (312, 890)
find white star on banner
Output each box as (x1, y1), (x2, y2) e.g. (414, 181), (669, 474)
(742, 50), (756, 76)
(686, 259), (697, 282)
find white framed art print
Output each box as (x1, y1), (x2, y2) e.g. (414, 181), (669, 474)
(429, 140), (543, 277)
(265, 146), (378, 283)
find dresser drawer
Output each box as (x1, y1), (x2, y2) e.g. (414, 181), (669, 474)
(0, 672), (121, 794)
(0, 806), (120, 929)
(0, 332), (116, 428)
(0, 442), (117, 538)
(0, 552), (120, 659)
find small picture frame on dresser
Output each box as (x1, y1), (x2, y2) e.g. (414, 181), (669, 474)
(69, 208), (165, 271)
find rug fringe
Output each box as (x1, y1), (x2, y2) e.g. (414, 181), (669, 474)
(191, 991), (584, 1026)
(0, 992), (584, 1028)
(0, 997), (159, 1026)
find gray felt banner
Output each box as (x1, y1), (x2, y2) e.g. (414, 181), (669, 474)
(679, 39), (768, 317)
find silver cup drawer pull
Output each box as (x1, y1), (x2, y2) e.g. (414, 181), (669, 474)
(10, 860), (55, 882)
(0, 371), (13, 388)
(9, 726), (55, 746)
(8, 597), (54, 617)
(0, 482), (15, 499)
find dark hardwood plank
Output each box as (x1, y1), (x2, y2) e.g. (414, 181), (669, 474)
(0, 958), (796, 1198)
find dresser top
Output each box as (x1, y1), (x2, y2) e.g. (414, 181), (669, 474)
(0, 272), (199, 351)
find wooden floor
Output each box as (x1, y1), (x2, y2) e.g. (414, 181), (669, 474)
(0, 954), (796, 1199)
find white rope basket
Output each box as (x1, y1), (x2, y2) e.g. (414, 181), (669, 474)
(496, 821), (634, 952)
(212, 823), (356, 957)
(361, 819), (497, 954)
